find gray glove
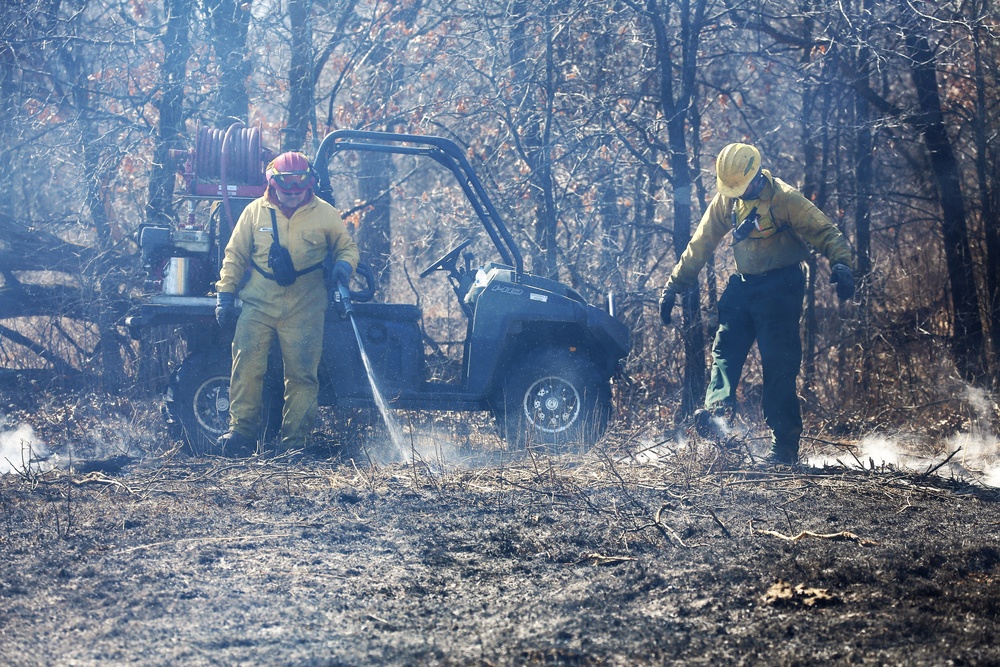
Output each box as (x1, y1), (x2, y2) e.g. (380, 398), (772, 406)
(215, 292), (237, 329)
(331, 260), (353, 287)
(830, 263), (855, 301)
(658, 287), (677, 327)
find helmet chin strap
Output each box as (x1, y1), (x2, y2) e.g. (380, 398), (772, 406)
(740, 170), (766, 200)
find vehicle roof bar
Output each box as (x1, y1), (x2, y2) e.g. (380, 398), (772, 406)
(314, 130), (524, 276)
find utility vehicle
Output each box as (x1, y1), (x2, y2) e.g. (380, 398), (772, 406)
(126, 127), (630, 453)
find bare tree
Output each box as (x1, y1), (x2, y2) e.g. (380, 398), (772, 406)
(0, 0), (162, 388)
(618, 0), (711, 415)
(204, 0), (251, 127)
(146, 0), (193, 228)
(902, 7), (984, 383)
(0, 0), (996, 437)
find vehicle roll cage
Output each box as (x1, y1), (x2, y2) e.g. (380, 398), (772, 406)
(314, 130), (524, 277)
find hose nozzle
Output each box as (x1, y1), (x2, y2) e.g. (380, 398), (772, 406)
(333, 281), (354, 318)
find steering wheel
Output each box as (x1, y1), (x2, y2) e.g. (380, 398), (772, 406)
(419, 239), (474, 278)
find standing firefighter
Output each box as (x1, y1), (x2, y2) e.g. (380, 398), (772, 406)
(659, 143), (855, 466)
(215, 151), (359, 454)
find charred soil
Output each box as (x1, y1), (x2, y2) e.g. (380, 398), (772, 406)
(1, 402), (999, 666)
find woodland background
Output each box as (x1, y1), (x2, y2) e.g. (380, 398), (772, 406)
(1, 0), (998, 439)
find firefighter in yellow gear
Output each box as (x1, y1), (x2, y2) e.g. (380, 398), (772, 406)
(214, 151), (359, 454)
(659, 143), (855, 465)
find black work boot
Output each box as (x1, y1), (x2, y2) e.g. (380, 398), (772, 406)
(693, 407), (730, 441)
(217, 430), (257, 457)
(764, 441), (799, 467)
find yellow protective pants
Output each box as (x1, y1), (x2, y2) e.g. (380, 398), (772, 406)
(228, 303), (324, 449)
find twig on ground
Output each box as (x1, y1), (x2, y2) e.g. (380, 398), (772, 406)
(918, 448), (961, 479)
(707, 507), (732, 538)
(576, 552), (638, 566)
(71, 472), (134, 494)
(631, 516), (692, 548)
(751, 522), (877, 546)
(647, 502), (703, 548)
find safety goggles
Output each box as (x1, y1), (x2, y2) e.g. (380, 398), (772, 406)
(270, 171), (313, 192)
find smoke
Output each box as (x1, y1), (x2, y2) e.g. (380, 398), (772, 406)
(806, 434), (932, 473)
(806, 432), (1000, 486)
(357, 419), (481, 471)
(806, 384), (1000, 487)
(944, 430), (1000, 487)
(0, 422), (54, 475)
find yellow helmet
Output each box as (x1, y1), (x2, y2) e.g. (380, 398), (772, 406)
(716, 143), (762, 198)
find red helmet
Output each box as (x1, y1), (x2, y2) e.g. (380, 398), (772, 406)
(266, 151), (315, 194)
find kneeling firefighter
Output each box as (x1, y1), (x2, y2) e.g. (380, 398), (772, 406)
(215, 151), (359, 454)
(658, 143), (855, 466)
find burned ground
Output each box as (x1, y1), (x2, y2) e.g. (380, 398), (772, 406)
(1, 397), (999, 666)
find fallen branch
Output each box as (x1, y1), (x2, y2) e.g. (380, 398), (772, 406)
(576, 553), (638, 566)
(70, 471), (134, 494)
(752, 523), (877, 546)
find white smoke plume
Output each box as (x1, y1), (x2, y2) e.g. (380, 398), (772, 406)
(807, 384), (1000, 487)
(0, 422), (54, 475)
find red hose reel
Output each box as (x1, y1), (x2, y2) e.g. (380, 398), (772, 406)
(168, 122), (276, 232)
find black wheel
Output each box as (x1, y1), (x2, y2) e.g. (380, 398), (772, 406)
(166, 351), (232, 455)
(492, 350), (612, 451)
(166, 351), (283, 456)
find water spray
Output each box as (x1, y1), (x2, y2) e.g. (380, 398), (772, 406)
(333, 282), (408, 459)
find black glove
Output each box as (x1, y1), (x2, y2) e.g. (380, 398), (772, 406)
(331, 260), (353, 287)
(658, 287), (677, 327)
(830, 263), (855, 301)
(215, 292), (237, 329)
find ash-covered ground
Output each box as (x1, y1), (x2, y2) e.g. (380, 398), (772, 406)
(1, 400), (999, 666)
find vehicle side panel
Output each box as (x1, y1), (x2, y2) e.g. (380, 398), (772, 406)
(318, 303), (424, 404)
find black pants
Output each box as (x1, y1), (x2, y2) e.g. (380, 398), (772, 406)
(705, 263), (805, 458)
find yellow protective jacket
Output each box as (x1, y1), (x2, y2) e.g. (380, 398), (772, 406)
(665, 171), (854, 292)
(216, 194), (360, 318)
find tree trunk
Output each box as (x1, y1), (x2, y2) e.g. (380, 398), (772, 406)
(146, 0), (191, 228)
(356, 152), (393, 290)
(972, 10), (1000, 386)
(205, 0), (251, 127)
(284, 0), (314, 152)
(350, 1), (422, 291)
(141, 0), (192, 393)
(853, 0), (875, 399)
(60, 33), (128, 391)
(509, 0), (558, 278)
(905, 20), (985, 382)
(800, 77), (820, 399)
(646, 0), (707, 416)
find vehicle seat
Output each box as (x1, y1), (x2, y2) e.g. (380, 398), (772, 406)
(350, 303), (422, 322)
